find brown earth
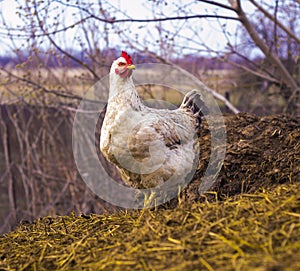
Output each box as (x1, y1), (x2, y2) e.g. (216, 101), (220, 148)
(186, 112), (300, 201)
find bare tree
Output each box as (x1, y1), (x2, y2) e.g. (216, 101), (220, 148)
(226, 0), (300, 113)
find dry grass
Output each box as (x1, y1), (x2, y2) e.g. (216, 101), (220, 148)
(1, 181), (300, 271)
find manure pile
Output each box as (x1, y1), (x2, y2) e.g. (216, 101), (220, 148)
(0, 113), (300, 271)
(186, 113), (300, 200)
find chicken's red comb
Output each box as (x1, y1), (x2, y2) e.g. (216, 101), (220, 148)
(121, 51), (133, 65)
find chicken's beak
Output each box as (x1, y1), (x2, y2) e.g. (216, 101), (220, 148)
(127, 64), (136, 70)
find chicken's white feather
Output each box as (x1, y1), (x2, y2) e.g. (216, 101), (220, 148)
(100, 52), (203, 189)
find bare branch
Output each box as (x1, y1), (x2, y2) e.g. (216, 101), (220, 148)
(226, 43), (281, 83)
(284, 88), (300, 114)
(109, 15), (240, 23)
(0, 109), (17, 224)
(273, 0), (279, 55)
(249, 0), (300, 44)
(0, 15), (93, 38)
(32, 1), (100, 80)
(54, 0), (239, 23)
(226, 60), (280, 85)
(0, 12), (238, 39)
(231, 3), (299, 92)
(0, 67), (84, 103)
(197, 0), (238, 12)
(144, 50), (240, 114)
(0, 67), (103, 109)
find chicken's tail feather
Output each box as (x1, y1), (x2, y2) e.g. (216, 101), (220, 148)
(180, 90), (208, 135)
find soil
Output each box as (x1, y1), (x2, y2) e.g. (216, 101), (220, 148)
(187, 112), (300, 201)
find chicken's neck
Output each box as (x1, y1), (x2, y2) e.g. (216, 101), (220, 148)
(109, 74), (144, 111)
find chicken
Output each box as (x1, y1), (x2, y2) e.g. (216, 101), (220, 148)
(100, 51), (206, 189)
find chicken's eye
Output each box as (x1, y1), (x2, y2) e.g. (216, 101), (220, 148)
(118, 62), (126, 67)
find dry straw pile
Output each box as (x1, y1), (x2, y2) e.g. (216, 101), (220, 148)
(0, 182), (300, 270)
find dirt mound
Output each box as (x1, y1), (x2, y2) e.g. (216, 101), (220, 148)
(186, 113), (300, 201)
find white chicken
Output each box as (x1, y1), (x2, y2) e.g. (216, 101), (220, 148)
(100, 51), (206, 189)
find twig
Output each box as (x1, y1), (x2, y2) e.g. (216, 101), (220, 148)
(145, 50), (240, 114)
(249, 0), (300, 44)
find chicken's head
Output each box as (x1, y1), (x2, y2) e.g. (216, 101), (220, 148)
(113, 51), (136, 78)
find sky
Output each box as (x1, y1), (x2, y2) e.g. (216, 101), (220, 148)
(0, 0), (253, 57)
